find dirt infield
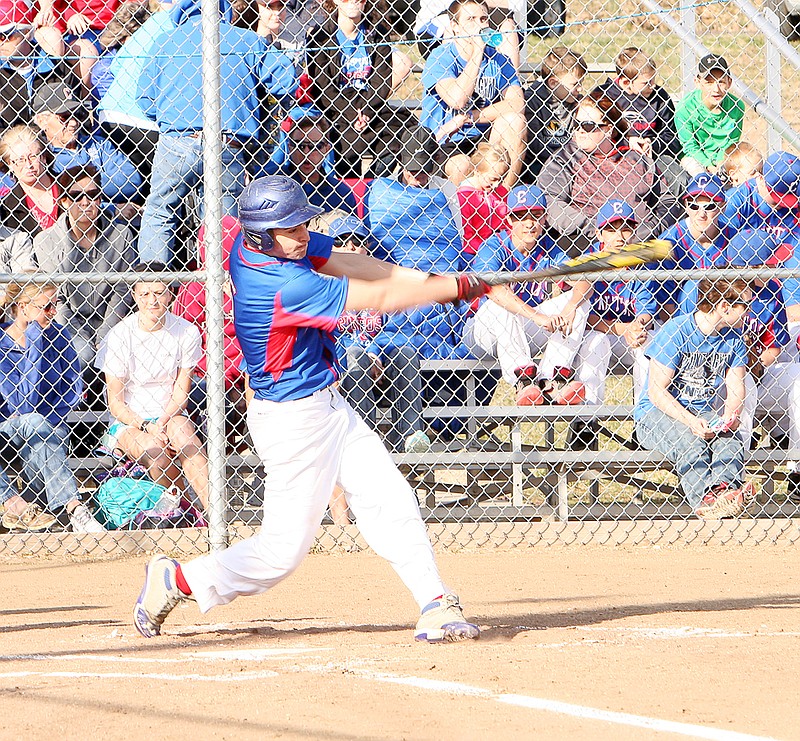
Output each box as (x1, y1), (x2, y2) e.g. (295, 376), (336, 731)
(2, 545), (800, 740)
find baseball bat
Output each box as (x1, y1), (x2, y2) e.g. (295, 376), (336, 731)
(476, 239), (673, 286)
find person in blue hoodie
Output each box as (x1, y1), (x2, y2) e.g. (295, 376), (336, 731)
(136, 0), (298, 264)
(0, 280), (106, 533)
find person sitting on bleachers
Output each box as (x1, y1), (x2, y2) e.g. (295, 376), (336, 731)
(331, 215), (431, 454)
(266, 109), (357, 214)
(721, 141), (763, 190)
(462, 184), (602, 408)
(32, 81), (143, 210)
(521, 45), (585, 184)
(305, 0), (416, 178)
(0, 0), (79, 129)
(420, 0), (526, 187)
(96, 262), (209, 509)
(538, 90), (678, 255)
(0, 280), (105, 532)
(33, 164), (136, 369)
(0, 125), (63, 237)
(674, 54), (744, 178)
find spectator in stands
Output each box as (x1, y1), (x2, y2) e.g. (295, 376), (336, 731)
(305, 0), (416, 178)
(33, 164), (136, 367)
(96, 0), (174, 181)
(674, 54), (745, 177)
(457, 142), (510, 260)
(0, 280), (106, 532)
(135, 0), (297, 264)
(722, 151), (800, 242)
(722, 141), (763, 190)
(521, 46), (585, 183)
(0, 124), (60, 236)
(33, 81), (144, 208)
(89, 0), (152, 106)
(367, 126), (463, 269)
(173, 216), (247, 450)
(96, 262), (209, 508)
(594, 47), (684, 196)
(463, 184), (603, 409)
(635, 276), (754, 519)
(420, 0), (526, 187)
(538, 90), (677, 254)
(0, 0), (79, 129)
(330, 215), (431, 453)
(0, 222), (35, 305)
(268, 111), (357, 214)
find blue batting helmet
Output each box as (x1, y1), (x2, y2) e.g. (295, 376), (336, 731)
(238, 176), (323, 250)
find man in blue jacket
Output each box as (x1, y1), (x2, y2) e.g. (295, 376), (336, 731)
(136, 0), (298, 264)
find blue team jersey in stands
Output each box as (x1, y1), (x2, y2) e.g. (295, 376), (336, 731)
(722, 179), (799, 241)
(471, 230), (567, 307)
(634, 219), (732, 317)
(587, 240), (638, 323)
(229, 231), (348, 402)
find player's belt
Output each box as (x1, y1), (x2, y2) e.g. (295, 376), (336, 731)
(187, 131), (246, 149)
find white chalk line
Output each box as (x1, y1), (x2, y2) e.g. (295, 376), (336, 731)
(0, 670), (279, 682)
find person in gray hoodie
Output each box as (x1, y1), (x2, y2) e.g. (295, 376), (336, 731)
(32, 164), (136, 368)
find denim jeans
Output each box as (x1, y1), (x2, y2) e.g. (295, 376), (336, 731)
(338, 345), (424, 452)
(635, 407), (745, 508)
(0, 413), (79, 511)
(137, 132), (246, 264)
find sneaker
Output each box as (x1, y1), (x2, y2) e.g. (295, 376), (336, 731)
(2, 503), (57, 532)
(132, 554), (187, 638)
(414, 593), (480, 643)
(404, 430), (432, 454)
(695, 482), (746, 519)
(69, 503), (107, 533)
(540, 367), (585, 405)
(514, 365), (543, 406)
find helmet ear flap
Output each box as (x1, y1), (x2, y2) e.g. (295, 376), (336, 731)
(242, 225), (273, 253)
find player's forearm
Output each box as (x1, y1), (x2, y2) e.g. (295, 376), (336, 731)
(346, 275), (459, 313)
(488, 285), (540, 321)
(322, 252), (428, 283)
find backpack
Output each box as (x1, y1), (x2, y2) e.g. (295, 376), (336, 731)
(95, 477), (167, 529)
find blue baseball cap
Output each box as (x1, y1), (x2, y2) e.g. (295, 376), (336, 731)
(329, 215), (369, 240)
(685, 173), (726, 202)
(596, 199), (638, 229)
(726, 228), (778, 267)
(507, 185), (547, 213)
(762, 151), (800, 209)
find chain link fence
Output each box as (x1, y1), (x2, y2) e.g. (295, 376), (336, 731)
(0, 0), (800, 557)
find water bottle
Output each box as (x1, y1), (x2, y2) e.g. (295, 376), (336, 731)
(151, 486), (181, 516)
(479, 27), (503, 48)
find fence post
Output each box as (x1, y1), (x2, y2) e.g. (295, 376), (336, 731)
(200, 0), (228, 551)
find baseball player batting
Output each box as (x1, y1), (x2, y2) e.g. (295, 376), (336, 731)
(132, 176), (489, 643)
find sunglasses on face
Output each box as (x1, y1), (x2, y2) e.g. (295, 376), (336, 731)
(66, 188), (102, 201)
(574, 120), (609, 133)
(290, 140), (329, 152)
(0, 29), (23, 41)
(26, 298), (60, 312)
(686, 201), (721, 212)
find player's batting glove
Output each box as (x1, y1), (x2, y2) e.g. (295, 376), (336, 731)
(455, 274), (491, 302)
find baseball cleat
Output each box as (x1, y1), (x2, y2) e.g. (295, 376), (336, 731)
(414, 594), (480, 643)
(133, 554), (186, 638)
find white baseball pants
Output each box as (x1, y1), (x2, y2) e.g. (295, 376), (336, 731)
(182, 386), (446, 612)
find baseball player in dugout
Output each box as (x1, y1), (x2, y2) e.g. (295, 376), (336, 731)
(132, 175), (487, 643)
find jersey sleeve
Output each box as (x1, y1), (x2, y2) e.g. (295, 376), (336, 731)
(421, 45), (454, 90)
(470, 236), (504, 273)
(730, 333), (748, 367)
(273, 271), (348, 332)
(306, 233), (335, 270)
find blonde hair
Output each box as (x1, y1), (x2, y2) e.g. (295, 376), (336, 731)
(722, 141), (763, 176)
(0, 125), (44, 172)
(470, 143), (511, 175)
(614, 47), (656, 80)
(3, 281), (57, 315)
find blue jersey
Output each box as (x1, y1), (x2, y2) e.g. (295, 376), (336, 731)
(471, 230), (567, 307)
(421, 43), (519, 141)
(722, 179), (800, 241)
(635, 313), (747, 419)
(587, 240), (638, 323)
(336, 27), (372, 90)
(230, 231), (348, 401)
(634, 219), (731, 317)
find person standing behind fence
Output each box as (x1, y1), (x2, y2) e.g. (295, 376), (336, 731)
(135, 0), (298, 265)
(635, 277), (754, 520)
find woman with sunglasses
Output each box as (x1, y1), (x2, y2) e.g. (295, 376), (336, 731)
(0, 281), (106, 533)
(33, 164), (137, 371)
(537, 90), (678, 254)
(635, 277), (755, 520)
(0, 125), (60, 238)
(305, 0), (415, 177)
